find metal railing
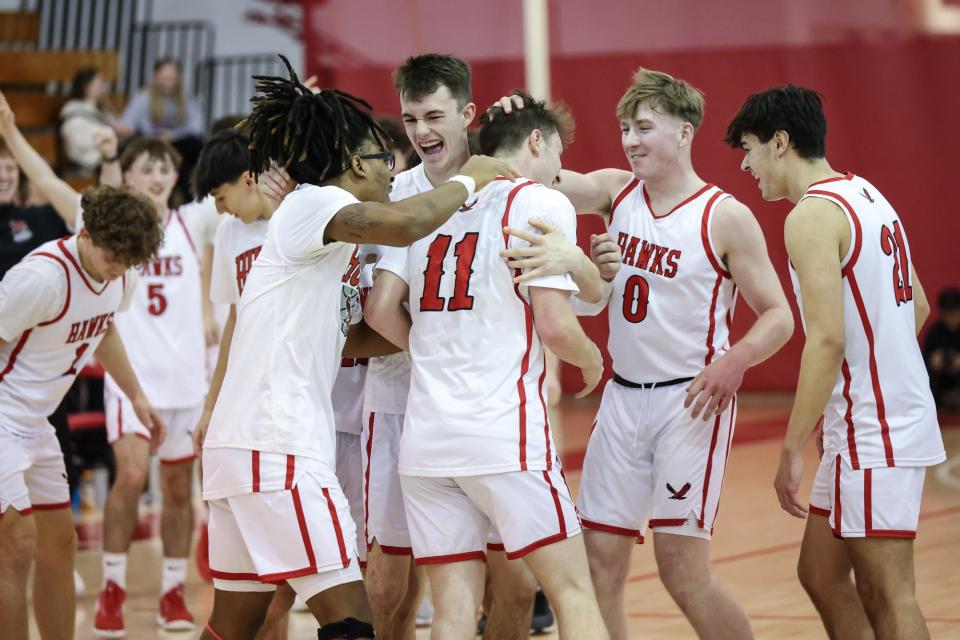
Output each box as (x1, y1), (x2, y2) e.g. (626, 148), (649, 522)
(124, 21), (215, 98)
(197, 53), (286, 124)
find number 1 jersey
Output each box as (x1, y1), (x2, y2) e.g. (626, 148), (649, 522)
(792, 173), (944, 470)
(379, 178), (579, 477)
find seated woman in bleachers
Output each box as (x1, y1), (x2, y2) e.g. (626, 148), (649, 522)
(59, 67), (119, 172)
(118, 58), (204, 203)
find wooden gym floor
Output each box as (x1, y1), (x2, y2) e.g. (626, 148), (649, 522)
(34, 392), (960, 639)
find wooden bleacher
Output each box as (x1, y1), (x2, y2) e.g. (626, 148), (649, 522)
(0, 50), (119, 85)
(0, 11), (39, 49)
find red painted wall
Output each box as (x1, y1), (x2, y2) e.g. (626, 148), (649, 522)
(300, 10), (960, 390)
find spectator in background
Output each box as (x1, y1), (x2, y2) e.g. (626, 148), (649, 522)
(59, 67), (120, 172)
(375, 115), (415, 172)
(925, 288), (960, 411)
(119, 58), (205, 205)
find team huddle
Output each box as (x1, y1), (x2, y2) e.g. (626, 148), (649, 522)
(0, 51), (945, 640)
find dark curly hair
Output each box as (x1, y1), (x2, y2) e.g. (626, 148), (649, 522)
(478, 90), (574, 156)
(81, 186), (163, 267)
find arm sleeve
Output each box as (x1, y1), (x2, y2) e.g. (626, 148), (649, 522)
(375, 245), (410, 284)
(273, 186), (360, 263)
(209, 223), (237, 305)
(509, 187), (580, 292)
(0, 261), (67, 340)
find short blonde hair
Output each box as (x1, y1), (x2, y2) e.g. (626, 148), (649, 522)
(616, 68), (705, 130)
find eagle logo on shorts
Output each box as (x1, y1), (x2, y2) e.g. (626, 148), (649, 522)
(666, 482), (691, 500)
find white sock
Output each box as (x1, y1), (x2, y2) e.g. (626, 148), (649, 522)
(102, 552), (127, 590)
(161, 557), (188, 595)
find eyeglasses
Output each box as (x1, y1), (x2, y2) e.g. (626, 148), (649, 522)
(358, 151), (396, 172)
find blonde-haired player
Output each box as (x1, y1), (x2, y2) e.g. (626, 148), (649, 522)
(496, 68), (794, 639)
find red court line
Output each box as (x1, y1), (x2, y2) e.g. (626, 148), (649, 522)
(627, 505), (960, 584)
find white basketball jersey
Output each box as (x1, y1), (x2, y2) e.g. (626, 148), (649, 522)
(792, 173), (944, 469)
(363, 165), (429, 415)
(209, 216), (268, 306)
(203, 185), (361, 481)
(0, 236), (130, 435)
(393, 178), (578, 477)
(607, 179), (737, 382)
(105, 210), (206, 409)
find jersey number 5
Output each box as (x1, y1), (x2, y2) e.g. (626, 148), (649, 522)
(147, 283), (168, 316)
(420, 233), (480, 312)
(622, 274), (650, 323)
(880, 221), (913, 305)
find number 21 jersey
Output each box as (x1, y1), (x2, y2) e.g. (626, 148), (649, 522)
(793, 173), (944, 470)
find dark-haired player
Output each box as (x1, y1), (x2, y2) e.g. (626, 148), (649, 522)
(370, 92), (608, 640)
(726, 85), (945, 640)
(196, 58), (513, 640)
(363, 54), (606, 640)
(0, 186), (166, 640)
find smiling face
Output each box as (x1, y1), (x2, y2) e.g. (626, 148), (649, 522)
(400, 85), (474, 179)
(123, 152), (178, 211)
(620, 101), (690, 180)
(738, 133), (787, 201)
(0, 153), (20, 205)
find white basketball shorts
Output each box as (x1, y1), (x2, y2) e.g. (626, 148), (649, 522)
(401, 464), (580, 564)
(0, 426), (70, 515)
(577, 379), (737, 542)
(105, 387), (200, 464)
(809, 453), (926, 539)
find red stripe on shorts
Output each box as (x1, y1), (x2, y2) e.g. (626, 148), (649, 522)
(322, 487), (349, 568)
(284, 455), (295, 490)
(833, 455), (843, 537)
(699, 411), (723, 528)
(252, 451), (261, 492)
(864, 468), (873, 533)
(293, 485), (319, 572)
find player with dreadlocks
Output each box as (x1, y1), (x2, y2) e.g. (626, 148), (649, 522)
(196, 57), (514, 640)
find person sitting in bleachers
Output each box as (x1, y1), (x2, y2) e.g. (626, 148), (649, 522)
(59, 67), (119, 172)
(925, 287), (960, 412)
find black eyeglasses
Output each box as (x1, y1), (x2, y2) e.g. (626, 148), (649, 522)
(358, 151), (396, 172)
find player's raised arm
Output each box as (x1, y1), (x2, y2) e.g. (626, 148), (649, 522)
(326, 153), (515, 246)
(0, 89), (82, 226)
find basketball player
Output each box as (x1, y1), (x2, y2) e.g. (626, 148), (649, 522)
(361, 54), (606, 640)
(191, 129), (380, 637)
(196, 60), (513, 640)
(368, 92), (608, 640)
(494, 69), (794, 640)
(725, 86), (945, 640)
(0, 186), (164, 640)
(92, 138), (208, 636)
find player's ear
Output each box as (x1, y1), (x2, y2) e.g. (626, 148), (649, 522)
(528, 129), (543, 156)
(773, 130), (791, 157)
(242, 171), (256, 189)
(462, 102), (476, 127)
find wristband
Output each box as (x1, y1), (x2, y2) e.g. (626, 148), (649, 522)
(103, 154), (119, 163)
(448, 174), (476, 202)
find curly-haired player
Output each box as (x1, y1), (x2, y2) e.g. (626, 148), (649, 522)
(0, 186), (166, 640)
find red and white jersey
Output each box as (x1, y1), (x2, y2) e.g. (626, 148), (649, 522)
(606, 179), (737, 382)
(332, 264), (372, 435)
(104, 210), (206, 409)
(210, 216), (268, 305)
(203, 185), (362, 487)
(792, 173), (944, 469)
(380, 178), (578, 477)
(363, 166), (429, 416)
(0, 236), (135, 435)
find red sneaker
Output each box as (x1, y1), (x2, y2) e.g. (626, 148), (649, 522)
(157, 583), (196, 631)
(93, 580), (126, 638)
(195, 523), (212, 583)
